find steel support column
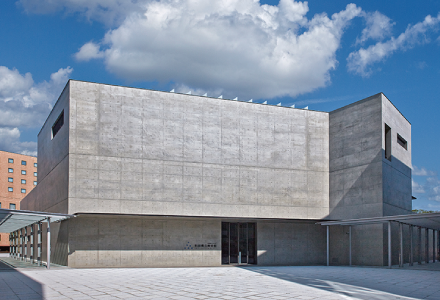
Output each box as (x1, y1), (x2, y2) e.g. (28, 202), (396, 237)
(425, 228), (429, 264)
(388, 221), (392, 268)
(20, 228), (24, 261)
(410, 225), (413, 266)
(326, 226), (329, 266)
(399, 222), (403, 267)
(24, 227), (28, 262)
(37, 222), (42, 266)
(9, 233), (12, 258)
(434, 229), (436, 263)
(349, 226), (352, 266)
(47, 218), (51, 269)
(30, 224), (34, 263)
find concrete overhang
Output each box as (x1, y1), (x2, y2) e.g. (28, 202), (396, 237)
(0, 209), (74, 233)
(317, 212), (440, 230)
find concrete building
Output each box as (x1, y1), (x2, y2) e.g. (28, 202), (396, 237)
(0, 150), (37, 252)
(20, 80), (413, 267)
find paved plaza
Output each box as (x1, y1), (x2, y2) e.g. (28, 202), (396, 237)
(1, 257), (440, 300)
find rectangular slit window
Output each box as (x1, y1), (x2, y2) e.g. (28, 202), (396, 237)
(397, 134), (407, 150)
(52, 110), (64, 139)
(385, 124), (391, 161)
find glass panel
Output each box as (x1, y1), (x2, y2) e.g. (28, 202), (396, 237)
(248, 223), (256, 264)
(221, 222), (230, 264)
(229, 223), (239, 264)
(239, 223), (248, 264)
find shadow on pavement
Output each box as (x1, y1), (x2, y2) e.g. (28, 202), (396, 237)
(0, 259), (43, 300)
(241, 266), (437, 300)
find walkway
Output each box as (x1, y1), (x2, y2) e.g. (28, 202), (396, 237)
(1, 264), (440, 300)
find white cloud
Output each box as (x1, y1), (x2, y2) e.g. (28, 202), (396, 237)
(74, 41), (105, 61)
(348, 13), (440, 76)
(0, 66), (72, 154)
(18, 0), (142, 26)
(70, 0), (362, 99)
(412, 179), (425, 194)
(356, 11), (394, 44)
(0, 66), (72, 127)
(413, 166), (437, 176)
(0, 127), (37, 156)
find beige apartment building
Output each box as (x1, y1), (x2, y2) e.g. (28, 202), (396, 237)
(0, 150), (37, 251)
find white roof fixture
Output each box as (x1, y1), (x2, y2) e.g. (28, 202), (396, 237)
(233, 97), (238, 101)
(248, 99), (253, 102)
(277, 103), (281, 106)
(304, 106), (308, 110)
(218, 95), (223, 99)
(186, 91), (192, 95)
(203, 93), (208, 97)
(170, 89), (175, 93)
(290, 104), (295, 108)
(262, 101), (267, 104)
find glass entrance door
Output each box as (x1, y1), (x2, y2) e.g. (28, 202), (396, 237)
(222, 222), (256, 264)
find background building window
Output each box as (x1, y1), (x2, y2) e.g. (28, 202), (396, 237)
(21, 179), (26, 184)
(8, 168), (13, 173)
(34, 163), (37, 167)
(8, 187), (13, 192)
(8, 158), (13, 163)
(21, 189), (26, 193)
(21, 170), (26, 175)
(21, 160), (26, 165)
(8, 178), (13, 183)
(0, 203), (1, 208)
(34, 172), (37, 177)
(34, 181), (37, 186)
(9, 204), (16, 209)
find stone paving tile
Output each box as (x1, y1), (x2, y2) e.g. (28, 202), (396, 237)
(1, 266), (440, 299)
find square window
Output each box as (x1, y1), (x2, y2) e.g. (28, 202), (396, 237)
(21, 170), (26, 175)
(21, 160), (26, 165)
(8, 177), (13, 183)
(34, 172), (37, 177)
(8, 168), (13, 173)
(9, 203), (16, 210)
(397, 134), (407, 150)
(34, 181), (37, 186)
(21, 189), (26, 193)
(34, 163), (37, 168)
(8, 187), (13, 192)
(21, 179), (26, 184)
(8, 158), (13, 163)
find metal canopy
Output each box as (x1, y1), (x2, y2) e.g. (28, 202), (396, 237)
(0, 209), (74, 233)
(318, 212), (440, 230)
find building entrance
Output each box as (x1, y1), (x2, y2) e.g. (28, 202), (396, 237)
(221, 222), (256, 264)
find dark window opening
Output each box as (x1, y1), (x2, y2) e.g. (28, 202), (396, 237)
(385, 124), (391, 161)
(397, 134), (407, 150)
(52, 110), (64, 139)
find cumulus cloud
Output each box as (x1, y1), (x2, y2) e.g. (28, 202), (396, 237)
(17, 0), (142, 26)
(69, 0), (362, 99)
(0, 127), (37, 156)
(348, 13), (440, 76)
(75, 41), (105, 61)
(412, 166), (440, 202)
(413, 166), (437, 176)
(356, 11), (394, 44)
(0, 66), (72, 154)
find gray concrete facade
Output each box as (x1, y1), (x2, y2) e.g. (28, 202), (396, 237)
(21, 81), (412, 268)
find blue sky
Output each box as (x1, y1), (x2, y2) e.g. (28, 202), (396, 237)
(0, 0), (439, 211)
